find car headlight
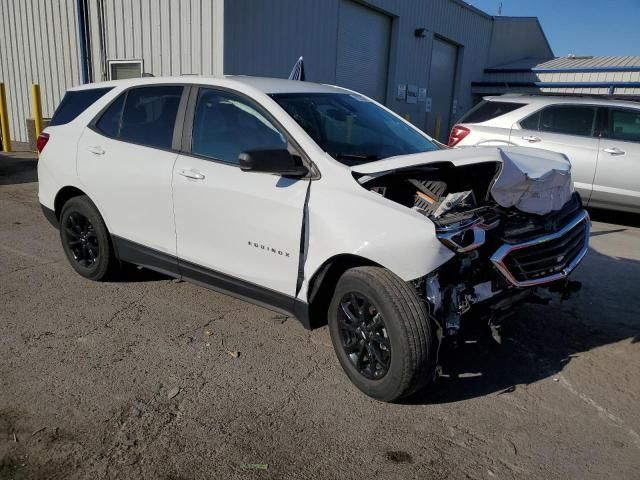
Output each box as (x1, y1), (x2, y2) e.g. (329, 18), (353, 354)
(436, 224), (486, 253)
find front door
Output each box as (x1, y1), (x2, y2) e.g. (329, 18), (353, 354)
(511, 104), (600, 204)
(591, 107), (640, 212)
(172, 87), (309, 299)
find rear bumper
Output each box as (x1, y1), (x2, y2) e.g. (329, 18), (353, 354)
(41, 204), (58, 229)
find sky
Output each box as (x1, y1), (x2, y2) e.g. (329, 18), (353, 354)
(469, 0), (640, 57)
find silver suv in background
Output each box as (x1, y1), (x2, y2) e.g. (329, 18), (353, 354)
(449, 94), (640, 214)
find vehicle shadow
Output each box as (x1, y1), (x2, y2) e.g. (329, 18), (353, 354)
(587, 207), (640, 228)
(0, 152), (38, 185)
(110, 265), (172, 283)
(410, 246), (640, 405)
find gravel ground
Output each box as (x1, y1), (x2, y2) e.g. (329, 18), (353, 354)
(1, 153), (639, 479)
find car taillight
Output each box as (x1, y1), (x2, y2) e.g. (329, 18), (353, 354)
(448, 125), (470, 147)
(36, 132), (50, 153)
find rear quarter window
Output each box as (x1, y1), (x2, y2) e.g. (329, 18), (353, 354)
(459, 100), (525, 124)
(49, 88), (113, 126)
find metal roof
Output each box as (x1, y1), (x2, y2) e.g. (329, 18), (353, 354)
(486, 56), (640, 73)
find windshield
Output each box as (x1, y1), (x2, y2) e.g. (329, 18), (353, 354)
(271, 93), (438, 166)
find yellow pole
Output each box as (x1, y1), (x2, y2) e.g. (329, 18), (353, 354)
(32, 84), (43, 140)
(0, 83), (11, 152)
(435, 116), (441, 142)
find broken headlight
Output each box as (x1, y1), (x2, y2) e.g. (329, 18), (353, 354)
(436, 222), (486, 253)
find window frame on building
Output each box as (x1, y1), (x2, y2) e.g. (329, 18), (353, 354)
(107, 59), (144, 81)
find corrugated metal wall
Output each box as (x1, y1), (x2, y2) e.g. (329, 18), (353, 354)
(0, 0), (82, 143)
(86, 0), (224, 81)
(0, 0), (225, 145)
(224, 0), (495, 132)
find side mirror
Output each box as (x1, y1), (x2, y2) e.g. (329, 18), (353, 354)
(238, 149), (308, 177)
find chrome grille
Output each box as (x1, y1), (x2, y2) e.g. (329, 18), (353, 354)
(491, 211), (590, 287)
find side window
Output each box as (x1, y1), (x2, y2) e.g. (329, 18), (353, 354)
(459, 101), (525, 124)
(95, 93), (125, 138)
(539, 105), (595, 137)
(119, 86), (183, 149)
(50, 88), (113, 126)
(519, 111), (540, 131)
(610, 108), (640, 143)
(191, 89), (287, 164)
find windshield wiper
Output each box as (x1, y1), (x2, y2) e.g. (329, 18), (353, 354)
(332, 153), (384, 163)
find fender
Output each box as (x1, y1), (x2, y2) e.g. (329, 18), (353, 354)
(299, 178), (455, 301)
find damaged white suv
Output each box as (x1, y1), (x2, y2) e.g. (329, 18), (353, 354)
(38, 77), (589, 402)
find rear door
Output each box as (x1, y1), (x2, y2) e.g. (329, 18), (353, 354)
(172, 87), (309, 300)
(511, 104), (599, 203)
(77, 85), (186, 259)
(591, 106), (640, 212)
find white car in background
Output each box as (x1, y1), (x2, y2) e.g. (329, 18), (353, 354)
(38, 77), (588, 402)
(449, 94), (640, 214)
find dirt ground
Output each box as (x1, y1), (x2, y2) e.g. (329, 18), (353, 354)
(1, 153), (639, 479)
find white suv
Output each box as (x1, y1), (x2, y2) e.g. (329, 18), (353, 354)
(38, 77), (589, 401)
(449, 94), (640, 214)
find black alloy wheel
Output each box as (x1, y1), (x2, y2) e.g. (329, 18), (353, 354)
(59, 195), (118, 281)
(337, 292), (391, 380)
(64, 212), (99, 268)
(328, 266), (437, 402)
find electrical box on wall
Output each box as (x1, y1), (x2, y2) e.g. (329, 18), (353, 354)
(406, 85), (418, 104)
(397, 84), (407, 101)
(425, 97), (432, 112)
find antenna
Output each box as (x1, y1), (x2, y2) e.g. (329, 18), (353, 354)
(498, 2), (502, 15)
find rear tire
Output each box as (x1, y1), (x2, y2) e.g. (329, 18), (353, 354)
(59, 196), (118, 281)
(328, 266), (437, 402)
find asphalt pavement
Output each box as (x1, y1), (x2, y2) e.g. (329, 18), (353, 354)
(1, 152), (639, 479)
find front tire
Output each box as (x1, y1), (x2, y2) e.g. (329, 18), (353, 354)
(328, 266), (437, 402)
(59, 196), (118, 281)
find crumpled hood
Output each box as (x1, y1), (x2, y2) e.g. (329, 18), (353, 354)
(352, 146), (574, 215)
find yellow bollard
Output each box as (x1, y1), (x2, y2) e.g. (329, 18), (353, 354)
(434, 116), (441, 142)
(0, 83), (11, 152)
(403, 113), (411, 122)
(32, 84), (44, 139)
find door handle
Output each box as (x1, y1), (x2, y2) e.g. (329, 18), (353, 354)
(603, 147), (625, 155)
(522, 135), (541, 143)
(178, 169), (205, 180)
(88, 145), (105, 155)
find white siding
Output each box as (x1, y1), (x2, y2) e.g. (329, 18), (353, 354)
(86, 0), (224, 80)
(0, 0), (81, 143)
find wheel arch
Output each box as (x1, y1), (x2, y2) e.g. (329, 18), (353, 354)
(54, 186), (89, 220)
(306, 253), (381, 328)
(54, 186), (115, 244)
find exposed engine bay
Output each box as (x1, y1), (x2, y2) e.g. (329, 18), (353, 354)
(355, 148), (589, 343)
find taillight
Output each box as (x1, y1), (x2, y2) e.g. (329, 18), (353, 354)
(36, 132), (50, 153)
(448, 125), (470, 147)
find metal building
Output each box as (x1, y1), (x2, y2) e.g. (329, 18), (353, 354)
(1, 0), (553, 148)
(474, 55), (640, 96)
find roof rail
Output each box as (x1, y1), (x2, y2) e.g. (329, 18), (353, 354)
(504, 92), (640, 103)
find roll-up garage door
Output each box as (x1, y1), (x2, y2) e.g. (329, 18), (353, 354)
(427, 37), (458, 142)
(335, 0), (391, 102)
